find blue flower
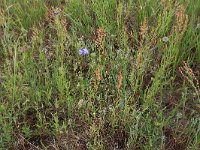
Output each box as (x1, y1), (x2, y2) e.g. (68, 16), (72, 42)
(79, 48), (89, 55)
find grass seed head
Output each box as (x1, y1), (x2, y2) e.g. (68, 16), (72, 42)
(96, 27), (107, 49)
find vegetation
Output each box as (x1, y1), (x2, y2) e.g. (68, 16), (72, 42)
(0, 0), (200, 149)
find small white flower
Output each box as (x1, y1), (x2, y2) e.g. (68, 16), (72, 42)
(102, 108), (107, 114)
(108, 105), (113, 111)
(78, 99), (84, 108)
(176, 112), (182, 119)
(68, 119), (72, 126)
(162, 36), (169, 42)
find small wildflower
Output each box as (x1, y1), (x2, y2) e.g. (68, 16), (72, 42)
(162, 36), (169, 42)
(108, 105), (113, 111)
(176, 112), (182, 119)
(78, 99), (84, 108)
(68, 119), (72, 126)
(111, 34), (115, 37)
(102, 108), (107, 115)
(195, 23), (200, 30)
(161, 136), (166, 141)
(79, 48), (89, 55)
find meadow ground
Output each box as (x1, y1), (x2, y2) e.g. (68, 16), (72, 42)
(0, 0), (200, 149)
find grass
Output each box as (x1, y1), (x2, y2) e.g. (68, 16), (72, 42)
(0, 0), (200, 149)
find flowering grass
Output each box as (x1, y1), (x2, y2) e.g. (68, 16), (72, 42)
(0, 0), (200, 149)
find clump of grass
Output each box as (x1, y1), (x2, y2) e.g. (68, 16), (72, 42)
(2, 0), (46, 30)
(0, 0), (200, 149)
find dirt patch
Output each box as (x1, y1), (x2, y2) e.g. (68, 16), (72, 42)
(101, 123), (129, 150)
(164, 125), (189, 150)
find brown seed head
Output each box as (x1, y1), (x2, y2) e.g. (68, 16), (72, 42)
(118, 68), (123, 89)
(139, 18), (148, 45)
(175, 4), (189, 34)
(96, 27), (107, 48)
